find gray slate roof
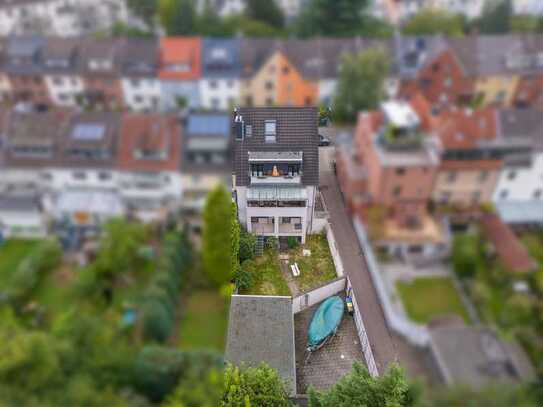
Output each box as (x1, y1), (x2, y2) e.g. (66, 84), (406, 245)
(498, 108), (543, 150)
(233, 107), (319, 187)
(226, 295), (296, 394)
(202, 38), (241, 78)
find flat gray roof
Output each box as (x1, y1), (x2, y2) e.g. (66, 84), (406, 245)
(226, 295), (296, 394)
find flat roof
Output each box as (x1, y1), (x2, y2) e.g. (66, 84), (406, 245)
(226, 295), (296, 394)
(496, 200), (543, 224)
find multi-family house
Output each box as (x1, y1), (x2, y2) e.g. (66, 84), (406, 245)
(492, 109), (543, 224)
(117, 113), (183, 223)
(338, 95), (445, 258)
(159, 37), (201, 110)
(432, 107), (501, 207)
(80, 39), (124, 110)
(3, 36), (50, 106)
(42, 37), (85, 107)
(371, 0), (484, 24)
(233, 107), (319, 245)
(181, 112), (231, 231)
(200, 38), (240, 110)
(0, 0), (129, 37)
(240, 40), (318, 107)
(120, 39), (161, 111)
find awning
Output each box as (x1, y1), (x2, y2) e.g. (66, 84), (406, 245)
(247, 186), (307, 201)
(496, 201), (543, 224)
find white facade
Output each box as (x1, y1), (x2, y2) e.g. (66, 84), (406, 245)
(0, 208), (47, 238)
(121, 77), (161, 111)
(0, 0), (129, 36)
(514, 0), (543, 15)
(318, 79), (337, 107)
(236, 185), (316, 244)
(493, 153), (543, 202)
(199, 78), (239, 111)
(44, 74), (85, 107)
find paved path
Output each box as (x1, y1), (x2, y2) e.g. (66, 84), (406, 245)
(318, 146), (399, 374)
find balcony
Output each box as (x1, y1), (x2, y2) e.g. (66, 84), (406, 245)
(250, 174), (301, 185)
(379, 125), (424, 152)
(278, 217), (303, 233)
(251, 217), (274, 234)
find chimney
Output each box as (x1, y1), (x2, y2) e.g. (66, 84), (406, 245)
(233, 109), (245, 140)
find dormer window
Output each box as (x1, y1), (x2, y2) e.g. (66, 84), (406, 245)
(89, 59), (112, 71)
(46, 58), (69, 68)
(134, 148), (167, 161)
(211, 48), (227, 60)
(166, 62), (190, 72)
(265, 120), (276, 143)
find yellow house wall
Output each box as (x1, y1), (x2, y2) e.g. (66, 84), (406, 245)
(475, 75), (519, 107)
(432, 169), (500, 206)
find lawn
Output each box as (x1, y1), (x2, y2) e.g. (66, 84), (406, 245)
(396, 277), (470, 324)
(241, 250), (291, 296)
(178, 290), (229, 351)
(290, 234), (337, 292)
(0, 239), (40, 286)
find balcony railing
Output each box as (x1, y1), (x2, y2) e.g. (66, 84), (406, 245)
(251, 223), (274, 234)
(278, 223), (303, 233)
(250, 174), (301, 184)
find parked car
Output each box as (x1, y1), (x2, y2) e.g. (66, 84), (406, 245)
(318, 134), (331, 146)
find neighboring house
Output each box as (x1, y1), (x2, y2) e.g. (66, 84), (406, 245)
(339, 95), (446, 259)
(42, 37), (85, 107)
(433, 107), (501, 208)
(0, 192), (47, 238)
(3, 36), (50, 105)
(492, 109), (543, 224)
(226, 295), (296, 395)
(120, 39), (161, 112)
(233, 107), (319, 245)
(159, 37), (201, 110)
(514, 0), (543, 15)
(181, 112), (231, 230)
(80, 39), (124, 110)
(200, 38), (240, 111)
(0, 0), (129, 36)
(371, 0), (484, 23)
(117, 113), (182, 223)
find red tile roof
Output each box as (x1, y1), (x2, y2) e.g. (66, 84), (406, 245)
(118, 113), (180, 172)
(436, 107), (498, 149)
(480, 214), (537, 273)
(159, 37), (201, 80)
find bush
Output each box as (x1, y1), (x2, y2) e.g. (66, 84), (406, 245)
(142, 300), (173, 343)
(234, 264), (254, 291)
(452, 234), (480, 279)
(265, 236), (279, 251)
(239, 231), (257, 263)
(287, 236), (299, 250)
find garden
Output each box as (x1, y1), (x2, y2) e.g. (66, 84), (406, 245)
(452, 229), (543, 377)
(236, 231), (338, 297)
(396, 277), (469, 324)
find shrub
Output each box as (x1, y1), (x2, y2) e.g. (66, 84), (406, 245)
(287, 236), (299, 250)
(234, 265), (254, 291)
(265, 236), (278, 251)
(452, 234), (479, 279)
(239, 232), (257, 263)
(142, 300), (173, 343)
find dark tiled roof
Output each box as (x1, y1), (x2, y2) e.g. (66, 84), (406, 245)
(79, 38), (123, 77)
(233, 107), (319, 187)
(41, 37), (81, 74)
(226, 295), (296, 394)
(119, 38), (159, 77)
(498, 108), (543, 150)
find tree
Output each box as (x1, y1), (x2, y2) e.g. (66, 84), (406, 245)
(308, 362), (414, 406)
(296, 0), (369, 37)
(510, 15), (543, 34)
(333, 48), (390, 123)
(202, 185), (232, 287)
(223, 15), (283, 37)
(231, 202), (240, 280)
(164, 368), (223, 407)
(239, 230), (256, 263)
(402, 9), (465, 37)
(127, 0), (159, 29)
(476, 0), (512, 34)
(196, 0), (234, 36)
(222, 364), (292, 406)
(246, 0), (284, 29)
(451, 234), (480, 279)
(160, 0), (196, 35)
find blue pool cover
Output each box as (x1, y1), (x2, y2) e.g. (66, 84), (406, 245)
(307, 296), (344, 351)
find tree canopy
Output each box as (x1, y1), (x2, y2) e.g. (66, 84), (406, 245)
(333, 47), (390, 123)
(475, 0), (512, 34)
(246, 0), (284, 29)
(402, 9), (465, 37)
(127, 0), (159, 29)
(159, 0), (197, 36)
(202, 184), (233, 287)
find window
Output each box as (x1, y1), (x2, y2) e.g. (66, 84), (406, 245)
(440, 191), (451, 203)
(507, 171), (517, 180)
(209, 80), (218, 89)
(265, 97), (273, 106)
(447, 171), (457, 183)
(393, 186), (402, 197)
(264, 120), (276, 143)
(499, 189), (509, 199)
(432, 63), (440, 72)
(227, 80), (234, 88)
(444, 77), (452, 87)
(211, 97), (220, 109)
(53, 76), (64, 86)
(98, 171), (112, 181)
(282, 66), (290, 75)
(478, 171), (488, 182)
(534, 189), (542, 199)
(72, 171), (87, 180)
(134, 95), (143, 104)
(265, 81), (274, 91)
(245, 124), (253, 137)
(396, 167), (405, 176)
(130, 79), (140, 88)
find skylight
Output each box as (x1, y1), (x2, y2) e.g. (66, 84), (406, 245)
(72, 124), (106, 141)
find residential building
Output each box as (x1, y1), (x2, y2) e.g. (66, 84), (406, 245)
(200, 38), (240, 110)
(492, 109), (543, 224)
(80, 39), (124, 110)
(117, 113), (183, 223)
(0, 0), (129, 37)
(3, 36), (50, 105)
(42, 37), (85, 107)
(233, 107), (319, 244)
(159, 37), (201, 110)
(120, 39), (161, 111)
(0, 191), (47, 238)
(340, 95), (445, 258)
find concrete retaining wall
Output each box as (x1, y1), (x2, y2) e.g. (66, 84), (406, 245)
(292, 277), (346, 314)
